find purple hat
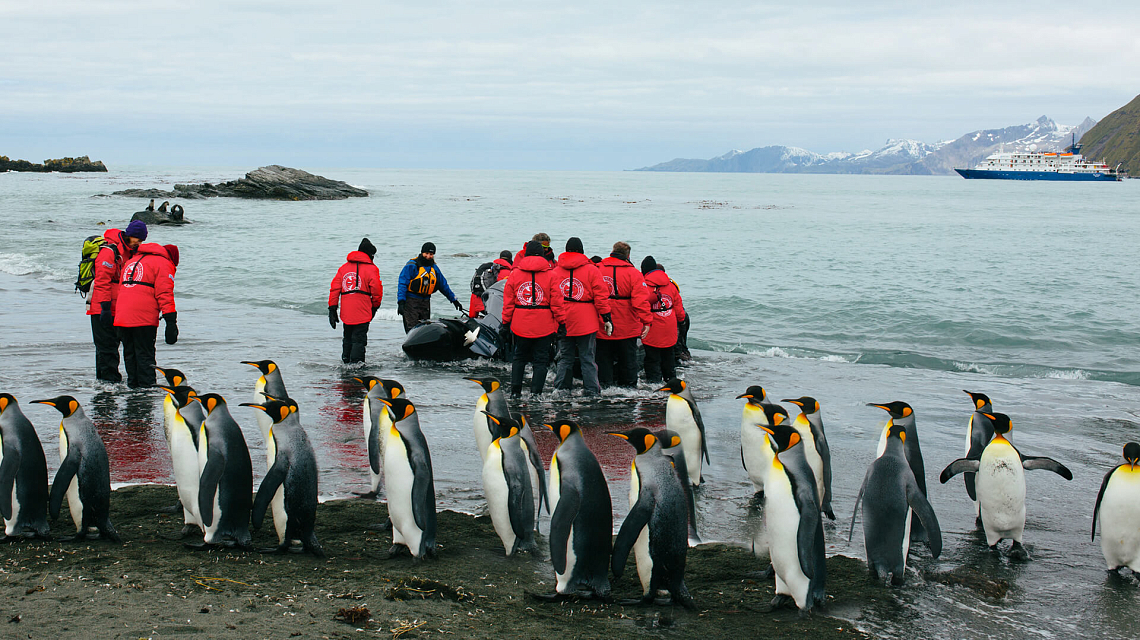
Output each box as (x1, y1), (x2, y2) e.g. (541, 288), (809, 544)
(125, 220), (148, 241)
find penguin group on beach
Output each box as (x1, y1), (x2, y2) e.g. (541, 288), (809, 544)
(5, 365), (1140, 617)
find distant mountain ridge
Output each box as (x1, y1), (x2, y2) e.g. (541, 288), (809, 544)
(1078, 93), (1140, 176)
(635, 116), (1098, 175)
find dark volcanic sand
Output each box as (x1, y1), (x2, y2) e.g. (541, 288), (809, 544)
(0, 486), (876, 638)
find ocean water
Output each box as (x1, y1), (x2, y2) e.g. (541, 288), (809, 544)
(1, 167), (1138, 638)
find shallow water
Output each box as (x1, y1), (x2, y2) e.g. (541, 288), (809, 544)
(0, 168), (1138, 637)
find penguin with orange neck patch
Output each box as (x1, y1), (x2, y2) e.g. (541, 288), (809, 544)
(869, 401), (928, 544)
(1093, 443), (1140, 573)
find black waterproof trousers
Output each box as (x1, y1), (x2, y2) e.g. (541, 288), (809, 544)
(91, 315), (123, 382)
(118, 325), (158, 388)
(643, 344), (676, 383)
(597, 337), (638, 388)
(401, 297), (431, 333)
(511, 334), (554, 395)
(342, 322), (370, 363)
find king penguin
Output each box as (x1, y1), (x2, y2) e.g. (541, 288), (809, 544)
(610, 428), (695, 608)
(517, 414), (549, 529)
(784, 396), (835, 520)
(464, 376), (510, 461)
(738, 386), (779, 495)
(962, 390), (995, 522)
(1092, 443), (1140, 573)
(539, 420), (612, 600)
(157, 385), (204, 534)
(0, 395), (51, 539)
(658, 378), (709, 487)
(378, 397), (437, 559)
(242, 360), (289, 450)
(658, 429), (701, 545)
(480, 412), (536, 556)
(192, 393), (253, 549)
(242, 397), (324, 557)
(940, 412), (1071, 560)
(32, 396), (120, 542)
(869, 401), (928, 543)
(849, 424), (942, 585)
(354, 376), (404, 498)
(759, 421), (826, 612)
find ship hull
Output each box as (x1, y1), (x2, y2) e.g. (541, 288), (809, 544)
(955, 168), (1120, 182)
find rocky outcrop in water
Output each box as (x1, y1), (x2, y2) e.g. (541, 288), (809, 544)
(110, 165), (368, 200)
(0, 155), (108, 173)
(131, 200), (188, 225)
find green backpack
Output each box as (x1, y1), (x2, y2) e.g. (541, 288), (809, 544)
(75, 235), (117, 296)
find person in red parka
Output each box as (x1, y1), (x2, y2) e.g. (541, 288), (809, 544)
(468, 250), (513, 317)
(551, 237), (612, 395)
(114, 241), (178, 388)
(329, 238), (384, 364)
(500, 240), (567, 397)
(595, 241), (654, 388)
(639, 256), (686, 382)
(88, 220), (147, 382)
(512, 232), (556, 268)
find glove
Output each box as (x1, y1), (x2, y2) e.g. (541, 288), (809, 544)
(556, 324), (567, 338)
(640, 325), (651, 340)
(99, 302), (113, 329)
(601, 313), (614, 337)
(452, 299), (464, 312)
(397, 300), (406, 316)
(372, 305), (379, 319)
(499, 323), (512, 344)
(328, 306), (339, 329)
(163, 312), (178, 345)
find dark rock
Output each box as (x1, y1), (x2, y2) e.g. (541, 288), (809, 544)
(132, 203), (188, 225)
(109, 165), (368, 201)
(0, 155), (107, 173)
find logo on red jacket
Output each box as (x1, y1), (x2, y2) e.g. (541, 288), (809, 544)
(602, 275), (616, 297)
(123, 262), (144, 285)
(516, 281), (544, 306)
(342, 272), (359, 292)
(653, 293), (674, 317)
(560, 277), (584, 301)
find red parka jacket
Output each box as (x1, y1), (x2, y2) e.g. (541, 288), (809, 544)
(468, 257), (512, 316)
(551, 252), (611, 337)
(114, 243), (176, 327)
(329, 251), (384, 325)
(641, 269), (687, 348)
(501, 255), (567, 338)
(87, 228), (133, 315)
(595, 256), (653, 341)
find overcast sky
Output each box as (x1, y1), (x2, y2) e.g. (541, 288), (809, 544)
(2, 1), (1137, 169)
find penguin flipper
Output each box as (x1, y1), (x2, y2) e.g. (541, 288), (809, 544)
(49, 452), (81, 520)
(848, 471), (869, 542)
(1092, 465), (1121, 540)
(549, 486), (580, 575)
(685, 399), (710, 465)
(252, 460), (289, 530)
(403, 433), (437, 542)
(198, 450), (226, 528)
(1021, 455), (1073, 480)
(504, 446), (534, 541)
(788, 471), (820, 580)
(368, 422), (381, 475)
(0, 448), (21, 520)
(520, 426), (549, 514)
(906, 481), (942, 558)
(612, 495), (654, 579)
(939, 458), (979, 483)
(813, 426), (834, 517)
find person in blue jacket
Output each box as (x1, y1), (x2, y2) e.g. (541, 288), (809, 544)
(397, 242), (464, 332)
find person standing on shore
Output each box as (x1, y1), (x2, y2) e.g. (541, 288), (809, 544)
(500, 241), (567, 397)
(328, 238), (384, 363)
(468, 250), (513, 317)
(639, 256), (686, 382)
(551, 237), (612, 395)
(513, 232), (556, 267)
(397, 242), (463, 333)
(595, 242), (653, 389)
(114, 242), (178, 388)
(87, 220), (147, 382)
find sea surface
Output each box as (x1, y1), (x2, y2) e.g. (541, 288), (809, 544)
(1, 167), (1138, 638)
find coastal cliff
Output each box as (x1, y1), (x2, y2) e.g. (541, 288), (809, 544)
(0, 155), (107, 173)
(1078, 93), (1140, 176)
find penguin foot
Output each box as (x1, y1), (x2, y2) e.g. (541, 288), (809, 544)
(688, 535), (702, 547)
(822, 510), (836, 521)
(157, 502), (183, 514)
(179, 525), (202, 538)
(183, 541), (215, 551)
(367, 520), (393, 532)
(673, 585), (697, 610)
(1008, 542), (1030, 562)
(388, 544), (410, 559)
(743, 564), (775, 581)
(747, 493), (765, 509)
(257, 545), (290, 554)
(352, 491), (379, 499)
(768, 594), (797, 610)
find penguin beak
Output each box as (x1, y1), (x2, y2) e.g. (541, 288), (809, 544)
(866, 403), (887, 411)
(158, 386), (177, 395)
(30, 399), (55, 407)
(543, 423), (554, 432)
(656, 386), (671, 393)
(760, 425), (776, 436)
(240, 403), (268, 412)
(782, 399), (803, 407)
(735, 393), (753, 399)
(606, 432), (630, 440)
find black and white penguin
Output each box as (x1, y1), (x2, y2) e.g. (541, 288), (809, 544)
(32, 396), (120, 542)
(540, 420), (612, 600)
(516, 414), (549, 529)
(737, 386), (778, 495)
(464, 376), (511, 461)
(759, 421), (826, 612)
(1092, 443), (1140, 573)
(869, 401), (928, 542)
(241, 360), (289, 448)
(961, 390), (995, 520)
(192, 393), (253, 549)
(784, 396), (835, 520)
(0, 395), (51, 539)
(940, 412), (1072, 560)
(850, 424), (942, 585)
(378, 397), (436, 559)
(353, 376), (404, 498)
(610, 428), (694, 608)
(157, 385), (204, 534)
(242, 397), (323, 557)
(480, 412), (536, 556)
(658, 429), (700, 545)
(658, 378), (708, 486)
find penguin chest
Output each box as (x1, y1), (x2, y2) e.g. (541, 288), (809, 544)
(741, 422), (774, 490)
(964, 415), (975, 457)
(977, 443), (1026, 536)
(162, 395), (178, 446)
(169, 417), (201, 525)
(59, 426), (83, 531)
(473, 395), (493, 461)
(794, 417), (824, 497)
(876, 422), (892, 458)
(1099, 468), (1140, 568)
(0, 433), (15, 534)
(763, 467), (810, 605)
(253, 378), (272, 442)
(548, 453), (562, 513)
(267, 432), (287, 542)
(361, 397), (373, 449)
(629, 463), (652, 594)
(384, 429), (421, 546)
(482, 443), (516, 553)
(665, 396), (701, 485)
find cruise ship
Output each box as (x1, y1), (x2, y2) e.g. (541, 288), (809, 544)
(955, 139), (1122, 181)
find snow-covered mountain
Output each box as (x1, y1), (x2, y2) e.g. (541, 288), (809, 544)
(635, 116), (1098, 175)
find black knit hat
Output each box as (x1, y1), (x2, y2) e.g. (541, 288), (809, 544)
(421, 242), (436, 254)
(525, 240), (544, 257)
(641, 255), (657, 275)
(358, 237), (377, 258)
(499, 249), (513, 262)
(565, 237), (584, 254)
